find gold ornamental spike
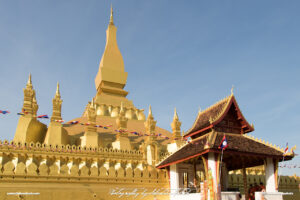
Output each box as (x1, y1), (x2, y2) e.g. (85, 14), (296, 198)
(148, 105), (153, 118)
(173, 108), (179, 120)
(56, 82), (60, 96)
(27, 73), (32, 86)
(109, 4), (114, 25)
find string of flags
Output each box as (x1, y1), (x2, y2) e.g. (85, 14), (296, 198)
(75, 122), (189, 141)
(279, 164), (300, 168)
(4, 109), (188, 142)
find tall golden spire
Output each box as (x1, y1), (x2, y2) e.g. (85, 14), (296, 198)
(94, 6), (128, 97)
(148, 105), (153, 119)
(51, 82), (63, 122)
(22, 73), (35, 116)
(171, 108), (181, 141)
(173, 107), (179, 120)
(27, 73), (32, 88)
(109, 4), (114, 25)
(56, 82), (61, 97)
(145, 105), (157, 141)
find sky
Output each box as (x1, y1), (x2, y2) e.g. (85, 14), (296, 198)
(0, 1), (299, 176)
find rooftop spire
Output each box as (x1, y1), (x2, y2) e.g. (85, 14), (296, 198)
(22, 74), (35, 116)
(94, 5), (128, 97)
(27, 73), (32, 85)
(145, 105), (156, 138)
(109, 4), (114, 25)
(171, 107), (181, 141)
(173, 108), (179, 120)
(56, 82), (60, 97)
(51, 82), (63, 122)
(26, 73), (33, 89)
(148, 105), (153, 118)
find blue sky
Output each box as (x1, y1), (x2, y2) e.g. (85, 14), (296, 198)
(0, 1), (299, 176)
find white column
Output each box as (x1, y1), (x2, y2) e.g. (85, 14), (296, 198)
(170, 164), (180, 194)
(208, 152), (218, 191)
(188, 170), (194, 188)
(265, 158), (277, 192)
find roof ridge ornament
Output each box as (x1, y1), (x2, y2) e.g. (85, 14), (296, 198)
(231, 85), (234, 95)
(198, 107), (201, 114)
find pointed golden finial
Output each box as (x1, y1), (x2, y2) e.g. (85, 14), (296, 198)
(198, 107), (201, 114)
(120, 101), (125, 113)
(27, 73), (32, 85)
(90, 98), (95, 108)
(231, 85), (234, 95)
(173, 108), (179, 120)
(109, 4), (114, 25)
(56, 82), (60, 96)
(148, 105), (153, 117)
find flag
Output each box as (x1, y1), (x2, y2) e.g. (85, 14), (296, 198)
(284, 143), (288, 156)
(17, 113), (25, 116)
(0, 110), (10, 114)
(37, 115), (49, 119)
(218, 135), (228, 150)
(69, 121), (79, 125)
(55, 120), (64, 123)
(290, 145), (296, 155)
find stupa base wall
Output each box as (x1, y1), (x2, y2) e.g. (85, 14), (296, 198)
(0, 180), (170, 200)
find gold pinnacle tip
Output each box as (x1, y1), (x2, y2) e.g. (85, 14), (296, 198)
(174, 108), (178, 120)
(27, 73), (32, 85)
(109, 4), (114, 25)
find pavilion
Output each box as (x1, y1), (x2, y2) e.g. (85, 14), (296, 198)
(156, 92), (294, 200)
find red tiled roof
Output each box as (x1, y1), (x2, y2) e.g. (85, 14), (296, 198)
(156, 132), (292, 169)
(184, 95), (254, 138)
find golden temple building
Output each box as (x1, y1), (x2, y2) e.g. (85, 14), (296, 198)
(0, 7), (299, 200)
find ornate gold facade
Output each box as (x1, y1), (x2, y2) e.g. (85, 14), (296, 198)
(1, 7), (172, 200)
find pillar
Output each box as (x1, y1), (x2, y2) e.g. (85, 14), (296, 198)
(265, 158), (278, 192)
(207, 152), (220, 200)
(242, 167), (249, 200)
(170, 164), (180, 194)
(193, 159), (197, 189)
(221, 164), (229, 191)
